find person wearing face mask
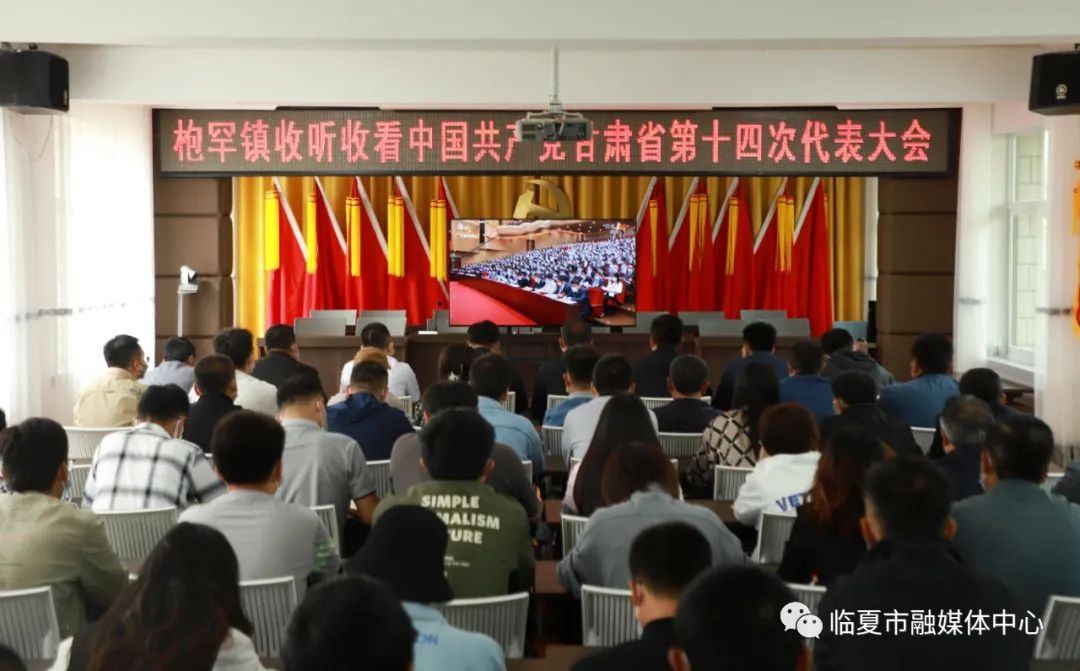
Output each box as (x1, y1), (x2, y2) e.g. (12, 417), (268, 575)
(82, 384), (225, 512)
(73, 334), (149, 427)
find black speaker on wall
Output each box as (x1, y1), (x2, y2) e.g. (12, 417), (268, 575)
(1029, 49), (1080, 116)
(0, 47), (69, 114)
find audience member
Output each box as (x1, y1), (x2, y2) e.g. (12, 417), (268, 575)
(819, 371), (919, 456)
(778, 426), (887, 586)
(466, 320), (529, 413)
(73, 334), (148, 427)
(572, 523), (713, 671)
(686, 362), (779, 495)
(532, 319), (593, 421)
(142, 336), (197, 392)
(926, 367), (1022, 458)
(348, 507), (505, 671)
(567, 393), (658, 515)
(558, 442), (744, 597)
(182, 354), (240, 453)
(437, 343), (477, 382)
(0, 419), (126, 637)
(1053, 461), (1080, 505)
(0, 645), (25, 671)
(713, 322), (789, 410)
(49, 523), (266, 671)
(332, 346), (410, 414)
(282, 576), (415, 671)
(389, 381), (539, 520)
(814, 457), (1028, 671)
(877, 333), (959, 428)
(562, 354), (658, 460)
(179, 411), (341, 598)
(252, 324), (322, 390)
(820, 327), (894, 389)
(632, 314), (684, 398)
(780, 341), (836, 423)
(374, 409), (534, 597)
(339, 322), (421, 402)
(733, 403), (821, 527)
(669, 566), (805, 671)
(542, 346), (601, 427)
(935, 395), (994, 501)
(951, 415), (1080, 616)
(653, 354), (719, 432)
(207, 328), (278, 415)
(326, 361), (414, 461)
(470, 353), (544, 477)
(83, 384), (224, 511)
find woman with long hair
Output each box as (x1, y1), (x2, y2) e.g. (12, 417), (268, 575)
(437, 343), (478, 383)
(51, 522), (267, 671)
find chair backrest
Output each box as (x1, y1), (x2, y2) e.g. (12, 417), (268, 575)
(521, 460), (533, 482)
(502, 391), (516, 413)
(1043, 472), (1065, 494)
(431, 310), (469, 334)
(63, 427), (120, 461)
(713, 465), (754, 501)
(240, 577), (298, 658)
(541, 425), (564, 457)
(357, 314), (407, 336)
(740, 310), (788, 322)
(561, 514), (589, 556)
(547, 394), (568, 411)
(658, 432), (704, 459)
(438, 592), (530, 658)
(911, 427), (935, 455)
(638, 396), (711, 410)
(1036, 594), (1080, 660)
(623, 311), (669, 334)
(581, 585), (639, 647)
(368, 459), (393, 497)
(293, 316), (348, 336)
(788, 582), (827, 615)
(68, 462), (92, 505)
(310, 504), (340, 549)
(98, 507), (178, 564)
(0, 586), (60, 661)
(698, 319), (749, 337)
(755, 512), (797, 564)
(309, 308), (357, 326)
(399, 395), (415, 422)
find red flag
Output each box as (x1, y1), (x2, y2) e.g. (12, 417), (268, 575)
(343, 177), (389, 312)
(794, 184), (833, 335)
(754, 184), (796, 312)
(396, 179), (448, 325)
(302, 177), (349, 313)
(266, 182), (308, 326)
(635, 179), (669, 312)
(669, 180), (712, 311)
(718, 180), (754, 319)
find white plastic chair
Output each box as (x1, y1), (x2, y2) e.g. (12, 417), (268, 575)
(788, 582), (827, 614)
(68, 462), (92, 505)
(240, 577), (298, 658)
(547, 394), (568, 411)
(98, 507), (178, 564)
(541, 425), (564, 457)
(63, 427), (120, 461)
(521, 460), (533, 482)
(368, 459), (393, 497)
(1036, 595), (1080, 660)
(438, 592), (530, 658)
(561, 514), (588, 556)
(658, 432), (703, 459)
(581, 585), (640, 646)
(400, 395), (415, 421)
(0, 586), (60, 661)
(502, 391), (517, 413)
(912, 427), (935, 455)
(754, 512), (797, 564)
(713, 465), (754, 501)
(310, 504), (340, 549)
(639, 396), (711, 410)
(1043, 472), (1065, 494)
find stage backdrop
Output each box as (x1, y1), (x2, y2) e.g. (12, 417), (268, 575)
(235, 175), (864, 335)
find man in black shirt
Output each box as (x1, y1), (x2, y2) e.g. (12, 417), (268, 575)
(251, 324), (322, 390)
(531, 319), (593, 421)
(820, 371), (920, 457)
(467, 320), (529, 414)
(654, 355), (719, 433)
(632, 314), (683, 398)
(182, 354), (240, 453)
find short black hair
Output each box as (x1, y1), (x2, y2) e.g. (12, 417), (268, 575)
(0, 408), (7, 432)
(277, 374), (326, 409)
(911, 333), (953, 375)
(674, 565), (802, 671)
(864, 456), (951, 542)
(831, 370), (878, 406)
(212, 328), (256, 369)
(466, 320), (500, 346)
(629, 522), (712, 600)
(0, 418), (68, 493)
(420, 408), (494, 480)
(283, 576), (415, 671)
(938, 395), (994, 454)
(959, 368), (1003, 406)
(791, 340), (825, 375)
(264, 324), (297, 351)
(593, 354), (633, 396)
(137, 384), (190, 422)
(669, 355), (710, 395)
(561, 319), (593, 347)
(211, 411), (284, 485)
(650, 314), (683, 347)
(820, 328), (855, 354)
(0, 644), (26, 671)
(104, 334), (143, 368)
(985, 414), (1055, 484)
(195, 354), (236, 395)
(565, 346), (601, 386)
(742, 321), (778, 352)
(422, 381), (479, 415)
(162, 336), (196, 363)
(360, 322), (392, 349)
(468, 353), (511, 401)
(349, 360), (389, 393)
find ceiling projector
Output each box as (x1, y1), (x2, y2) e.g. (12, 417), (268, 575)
(515, 48), (593, 142)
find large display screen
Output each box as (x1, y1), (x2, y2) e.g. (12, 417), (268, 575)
(449, 219), (636, 327)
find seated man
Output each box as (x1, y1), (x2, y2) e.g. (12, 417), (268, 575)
(73, 334), (148, 427)
(820, 327), (894, 389)
(471, 353), (544, 477)
(206, 327), (279, 415)
(542, 346), (600, 428)
(374, 409), (534, 598)
(0, 418), (127, 637)
(339, 322), (421, 402)
(390, 381), (539, 520)
(653, 354), (719, 433)
(779, 341), (836, 424)
(180, 411), (341, 598)
(83, 383), (225, 511)
(182, 354), (241, 453)
(935, 395), (994, 501)
(927, 367), (1023, 458)
(143, 336), (197, 392)
(877, 333), (959, 429)
(466, 321), (529, 414)
(532, 319), (593, 422)
(820, 371), (920, 457)
(572, 523), (713, 671)
(815, 457), (1028, 671)
(562, 354), (658, 461)
(951, 415), (1080, 616)
(252, 324), (322, 390)
(632, 314), (684, 398)
(713, 322), (789, 410)
(326, 361), (414, 461)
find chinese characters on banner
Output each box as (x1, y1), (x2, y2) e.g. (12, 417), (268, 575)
(158, 109), (956, 176)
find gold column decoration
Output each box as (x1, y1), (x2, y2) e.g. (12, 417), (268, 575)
(263, 189), (280, 271)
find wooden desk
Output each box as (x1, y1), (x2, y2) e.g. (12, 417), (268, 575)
(545, 454), (568, 476)
(545, 645), (598, 669)
(544, 498), (733, 526)
(506, 660), (550, 671)
(535, 559), (567, 595)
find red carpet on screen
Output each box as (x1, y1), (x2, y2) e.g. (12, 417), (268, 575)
(449, 281), (537, 326)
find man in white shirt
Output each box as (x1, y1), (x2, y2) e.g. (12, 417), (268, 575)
(199, 328), (278, 415)
(339, 322), (420, 402)
(562, 354), (658, 461)
(73, 334), (149, 427)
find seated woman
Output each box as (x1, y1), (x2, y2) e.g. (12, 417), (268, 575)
(556, 441), (745, 597)
(777, 425), (889, 586)
(50, 522), (267, 671)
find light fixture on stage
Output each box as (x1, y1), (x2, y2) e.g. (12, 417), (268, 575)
(177, 265), (200, 336)
(515, 48), (593, 142)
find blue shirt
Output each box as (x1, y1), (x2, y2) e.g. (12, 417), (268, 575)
(403, 602), (506, 671)
(877, 373), (959, 428)
(326, 392), (414, 461)
(542, 392), (593, 428)
(715, 351), (790, 410)
(779, 375), (836, 424)
(477, 397), (544, 476)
